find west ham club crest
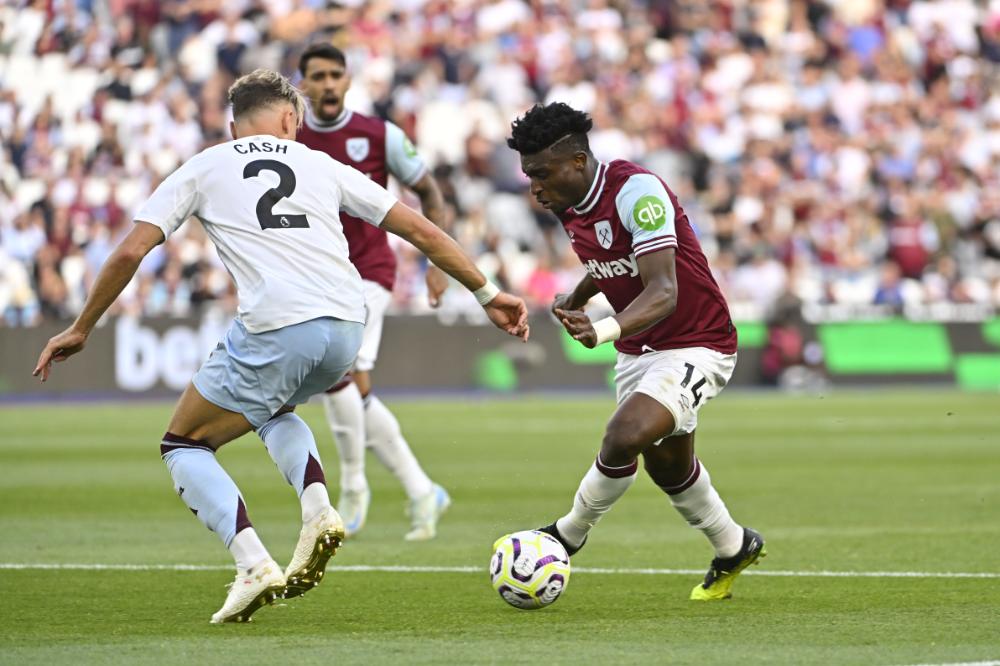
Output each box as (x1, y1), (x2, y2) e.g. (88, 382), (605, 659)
(594, 220), (613, 249)
(346, 137), (370, 162)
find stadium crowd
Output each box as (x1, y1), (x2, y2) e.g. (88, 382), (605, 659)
(2, 0), (1000, 328)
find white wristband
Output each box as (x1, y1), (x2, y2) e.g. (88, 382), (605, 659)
(592, 316), (622, 346)
(473, 280), (501, 306)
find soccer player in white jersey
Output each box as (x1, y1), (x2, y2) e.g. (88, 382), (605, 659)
(32, 70), (529, 624)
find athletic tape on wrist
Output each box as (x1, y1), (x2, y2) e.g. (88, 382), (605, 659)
(592, 316), (621, 346)
(473, 280), (500, 306)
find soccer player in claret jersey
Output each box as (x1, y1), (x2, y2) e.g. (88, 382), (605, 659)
(297, 43), (451, 541)
(32, 70), (529, 623)
(507, 103), (765, 601)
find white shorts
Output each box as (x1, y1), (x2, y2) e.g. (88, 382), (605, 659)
(354, 280), (392, 373)
(614, 347), (737, 437)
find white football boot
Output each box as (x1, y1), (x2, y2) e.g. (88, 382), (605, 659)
(404, 484), (451, 541)
(337, 487), (371, 539)
(210, 559), (286, 624)
(283, 506), (345, 599)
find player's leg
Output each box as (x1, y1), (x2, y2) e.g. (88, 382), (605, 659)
(318, 281), (391, 538)
(258, 317), (364, 597)
(642, 432), (745, 558)
(258, 406), (331, 524)
(543, 391), (674, 554)
(644, 435), (765, 600)
(639, 348), (765, 600)
(320, 376), (370, 537)
(355, 281), (448, 541)
(161, 384), (285, 623)
(363, 394), (436, 510)
(257, 405), (344, 599)
(170, 316), (361, 619)
(361, 370), (448, 541)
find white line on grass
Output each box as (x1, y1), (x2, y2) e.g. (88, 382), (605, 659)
(1, 563), (998, 579)
(896, 662), (1000, 666)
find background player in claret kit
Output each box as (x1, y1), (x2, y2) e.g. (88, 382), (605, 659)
(507, 103), (765, 601)
(32, 69), (528, 624)
(297, 43), (452, 541)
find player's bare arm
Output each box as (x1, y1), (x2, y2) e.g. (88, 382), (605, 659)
(408, 172), (451, 307)
(552, 273), (600, 314)
(557, 249), (677, 349)
(33, 221), (164, 381)
(380, 202), (530, 341)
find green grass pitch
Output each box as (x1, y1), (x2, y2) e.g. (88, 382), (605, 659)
(1, 391), (998, 665)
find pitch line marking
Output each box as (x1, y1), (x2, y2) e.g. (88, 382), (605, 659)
(896, 662), (1000, 666)
(0, 563), (998, 579)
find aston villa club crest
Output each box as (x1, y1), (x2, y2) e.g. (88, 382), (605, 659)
(594, 220), (613, 249)
(346, 137), (370, 162)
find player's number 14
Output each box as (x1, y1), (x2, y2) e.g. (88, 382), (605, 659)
(681, 362), (706, 407)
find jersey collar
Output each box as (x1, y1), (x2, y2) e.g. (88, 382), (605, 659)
(304, 107), (353, 133)
(570, 162), (607, 215)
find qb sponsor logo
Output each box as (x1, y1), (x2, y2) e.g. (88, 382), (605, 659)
(115, 316), (227, 391)
(403, 136), (418, 158)
(633, 196), (667, 231)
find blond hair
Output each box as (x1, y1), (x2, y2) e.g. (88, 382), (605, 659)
(228, 69), (305, 127)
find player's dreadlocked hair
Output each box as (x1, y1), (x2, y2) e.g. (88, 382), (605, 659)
(228, 69), (306, 127)
(507, 103), (593, 155)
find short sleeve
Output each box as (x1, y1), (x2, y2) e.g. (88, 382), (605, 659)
(615, 174), (677, 257)
(134, 159), (202, 240)
(330, 158), (398, 226)
(384, 121), (428, 186)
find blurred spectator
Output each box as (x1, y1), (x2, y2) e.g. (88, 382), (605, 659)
(873, 261), (906, 308)
(760, 293), (826, 391)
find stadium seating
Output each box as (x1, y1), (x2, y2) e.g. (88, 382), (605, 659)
(1, 0), (999, 327)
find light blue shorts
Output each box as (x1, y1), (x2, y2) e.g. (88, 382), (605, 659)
(192, 316), (363, 428)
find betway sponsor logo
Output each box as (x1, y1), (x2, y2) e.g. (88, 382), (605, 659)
(115, 315), (228, 392)
(583, 254), (639, 280)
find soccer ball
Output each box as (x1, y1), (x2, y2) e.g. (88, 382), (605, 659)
(490, 530), (571, 610)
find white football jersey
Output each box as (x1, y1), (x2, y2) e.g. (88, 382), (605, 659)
(135, 134), (397, 333)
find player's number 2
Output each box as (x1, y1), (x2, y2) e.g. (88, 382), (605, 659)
(680, 362), (707, 407)
(243, 159), (310, 230)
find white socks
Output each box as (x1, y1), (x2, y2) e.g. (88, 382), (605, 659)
(365, 395), (433, 500)
(661, 457), (744, 558)
(553, 453), (744, 559)
(300, 482), (331, 523)
(324, 386), (434, 501)
(257, 412), (332, 522)
(322, 384), (368, 493)
(556, 457), (638, 549)
(229, 528), (270, 573)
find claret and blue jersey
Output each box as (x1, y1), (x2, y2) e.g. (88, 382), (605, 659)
(556, 160), (738, 356)
(297, 108), (429, 292)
